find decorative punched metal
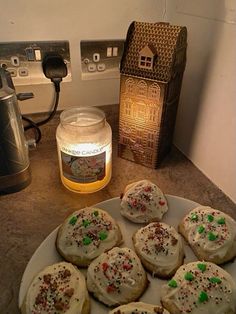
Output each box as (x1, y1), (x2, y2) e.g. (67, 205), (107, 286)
(118, 21), (187, 168)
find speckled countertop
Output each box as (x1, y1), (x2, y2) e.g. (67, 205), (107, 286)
(0, 105), (235, 314)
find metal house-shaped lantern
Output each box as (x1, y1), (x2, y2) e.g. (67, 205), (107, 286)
(118, 21), (187, 168)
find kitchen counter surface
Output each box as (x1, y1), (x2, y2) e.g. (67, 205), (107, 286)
(0, 108), (235, 314)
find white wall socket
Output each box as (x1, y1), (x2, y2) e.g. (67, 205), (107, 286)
(0, 41), (71, 86)
(80, 39), (125, 80)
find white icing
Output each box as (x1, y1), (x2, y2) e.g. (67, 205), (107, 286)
(24, 262), (88, 314)
(133, 222), (183, 275)
(120, 180), (168, 223)
(87, 247), (147, 306)
(109, 301), (170, 314)
(182, 206), (236, 260)
(161, 261), (236, 314)
(57, 207), (121, 261)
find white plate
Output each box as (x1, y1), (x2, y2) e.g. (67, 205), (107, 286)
(19, 195), (236, 312)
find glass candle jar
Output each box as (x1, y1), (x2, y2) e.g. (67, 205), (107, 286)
(56, 107), (112, 193)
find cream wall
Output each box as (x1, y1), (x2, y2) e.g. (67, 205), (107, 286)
(0, 0), (165, 114)
(167, 0), (236, 202)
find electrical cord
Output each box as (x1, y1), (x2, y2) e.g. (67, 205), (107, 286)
(22, 115), (42, 143)
(22, 53), (67, 144)
(22, 82), (59, 143)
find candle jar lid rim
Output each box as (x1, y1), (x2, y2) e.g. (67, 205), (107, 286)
(60, 106), (105, 128)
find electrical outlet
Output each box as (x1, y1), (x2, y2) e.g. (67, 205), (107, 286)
(0, 41), (71, 86)
(80, 39), (125, 80)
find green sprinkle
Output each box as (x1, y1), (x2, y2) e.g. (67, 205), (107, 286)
(99, 231), (108, 241)
(184, 272), (194, 281)
(208, 232), (218, 241)
(93, 211), (99, 217)
(197, 225), (205, 234)
(217, 217), (225, 225)
(190, 213), (198, 221)
(207, 214), (214, 222)
(168, 279), (178, 288)
(197, 263), (206, 272)
(209, 277), (222, 284)
(198, 291), (208, 303)
(69, 216), (77, 226)
(82, 219), (90, 227)
(83, 236), (92, 245)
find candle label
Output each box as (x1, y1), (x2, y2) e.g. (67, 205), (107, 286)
(61, 151), (106, 183)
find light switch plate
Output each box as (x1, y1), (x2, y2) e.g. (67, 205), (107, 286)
(0, 40), (71, 86)
(80, 39), (125, 80)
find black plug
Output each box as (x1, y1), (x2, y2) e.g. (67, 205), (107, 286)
(23, 53), (68, 142)
(42, 53), (68, 92)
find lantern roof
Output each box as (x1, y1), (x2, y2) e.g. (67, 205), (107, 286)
(120, 21), (187, 82)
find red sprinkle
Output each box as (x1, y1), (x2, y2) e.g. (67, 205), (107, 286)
(159, 200), (165, 206)
(106, 284), (116, 293)
(144, 186), (152, 192)
(141, 205), (146, 212)
(102, 262), (109, 271)
(123, 263), (132, 271)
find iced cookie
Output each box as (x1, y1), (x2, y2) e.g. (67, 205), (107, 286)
(56, 207), (122, 266)
(21, 261), (90, 314)
(161, 261), (236, 314)
(87, 247), (148, 307)
(133, 222), (184, 278)
(179, 206), (236, 264)
(120, 180), (168, 223)
(109, 302), (169, 314)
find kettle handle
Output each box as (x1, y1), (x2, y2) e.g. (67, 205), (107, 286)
(0, 67), (15, 91)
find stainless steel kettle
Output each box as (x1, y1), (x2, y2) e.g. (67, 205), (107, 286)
(0, 68), (31, 194)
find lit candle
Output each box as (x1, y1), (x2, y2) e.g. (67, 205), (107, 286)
(56, 107), (112, 193)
